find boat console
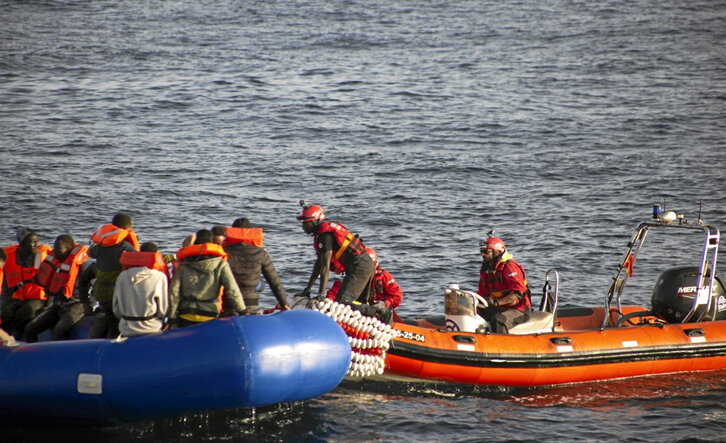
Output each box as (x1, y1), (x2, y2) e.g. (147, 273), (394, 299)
(443, 279), (558, 335)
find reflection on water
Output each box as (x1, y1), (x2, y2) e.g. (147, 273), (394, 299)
(506, 369), (726, 408)
(340, 369), (726, 409)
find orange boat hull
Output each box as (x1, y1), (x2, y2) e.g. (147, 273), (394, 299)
(385, 306), (726, 386)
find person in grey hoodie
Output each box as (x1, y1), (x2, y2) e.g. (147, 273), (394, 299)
(168, 229), (246, 328)
(113, 242), (169, 337)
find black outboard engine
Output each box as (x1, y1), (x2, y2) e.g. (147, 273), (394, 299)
(651, 266), (726, 323)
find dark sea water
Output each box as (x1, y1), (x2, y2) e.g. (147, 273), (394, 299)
(1, 0), (725, 441)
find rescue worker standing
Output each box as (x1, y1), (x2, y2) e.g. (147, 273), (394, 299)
(477, 234), (531, 334)
(223, 217), (289, 314)
(0, 228), (52, 339)
(168, 229), (246, 327)
(88, 212), (140, 338)
(22, 234), (92, 342)
(297, 201), (376, 305)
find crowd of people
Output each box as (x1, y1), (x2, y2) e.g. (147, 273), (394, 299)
(0, 203), (532, 343)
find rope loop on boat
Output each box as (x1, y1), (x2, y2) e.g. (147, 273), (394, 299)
(310, 298), (394, 378)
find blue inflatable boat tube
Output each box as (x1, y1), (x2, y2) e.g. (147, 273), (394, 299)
(0, 310), (351, 426)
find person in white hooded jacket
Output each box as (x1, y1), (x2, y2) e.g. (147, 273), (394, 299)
(112, 242), (169, 337)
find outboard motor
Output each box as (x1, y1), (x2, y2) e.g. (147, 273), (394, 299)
(651, 266), (726, 323)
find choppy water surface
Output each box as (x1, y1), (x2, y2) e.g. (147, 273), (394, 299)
(1, 0), (724, 441)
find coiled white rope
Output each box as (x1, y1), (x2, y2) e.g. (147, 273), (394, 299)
(310, 298), (394, 378)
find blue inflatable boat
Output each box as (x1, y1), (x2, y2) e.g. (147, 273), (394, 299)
(0, 310), (351, 426)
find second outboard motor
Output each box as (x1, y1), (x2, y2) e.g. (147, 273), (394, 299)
(651, 266), (726, 323)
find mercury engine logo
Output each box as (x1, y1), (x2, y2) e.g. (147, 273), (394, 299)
(676, 286), (697, 296)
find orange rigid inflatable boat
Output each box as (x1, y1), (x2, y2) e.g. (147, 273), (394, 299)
(384, 207), (726, 386)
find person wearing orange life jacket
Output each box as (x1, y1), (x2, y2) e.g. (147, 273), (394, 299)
(477, 233), (532, 334)
(88, 212), (140, 338)
(168, 229), (246, 328)
(0, 227), (52, 339)
(211, 225), (226, 245)
(22, 234), (92, 342)
(0, 249), (6, 344)
(112, 241), (169, 337)
(223, 217), (289, 315)
(0, 249), (12, 346)
(0, 250), (7, 344)
(166, 233), (197, 277)
(297, 201), (376, 305)
(0, 248), (6, 291)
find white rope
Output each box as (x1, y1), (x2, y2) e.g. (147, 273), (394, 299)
(310, 298), (394, 378)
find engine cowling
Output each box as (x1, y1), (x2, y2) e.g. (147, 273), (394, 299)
(651, 266), (726, 322)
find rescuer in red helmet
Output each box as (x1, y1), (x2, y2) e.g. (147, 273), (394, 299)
(325, 248), (403, 324)
(477, 232), (532, 333)
(297, 201), (376, 305)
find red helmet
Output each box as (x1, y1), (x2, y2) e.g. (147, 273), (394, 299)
(297, 203), (325, 223)
(480, 236), (505, 254)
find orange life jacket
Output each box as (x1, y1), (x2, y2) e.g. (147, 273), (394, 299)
(35, 244), (89, 299)
(119, 250), (170, 278)
(223, 227), (264, 248)
(90, 224), (140, 250)
(3, 244), (52, 300)
(176, 243), (228, 261)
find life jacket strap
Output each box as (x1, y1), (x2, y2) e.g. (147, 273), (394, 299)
(122, 314), (157, 321)
(334, 233), (364, 261)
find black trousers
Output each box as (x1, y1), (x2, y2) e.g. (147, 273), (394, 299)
(335, 253), (375, 305)
(0, 297), (44, 339)
(22, 302), (85, 342)
(88, 302), (120, 339)
(480, 306), (530, 334)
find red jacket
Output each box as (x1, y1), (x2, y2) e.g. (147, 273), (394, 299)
(326, 267), (403, 308)
(370, 268), (403, 308)
(477, 254), (531, 312)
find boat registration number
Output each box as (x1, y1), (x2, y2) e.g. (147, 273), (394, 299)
(394, 329), (425, 343)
